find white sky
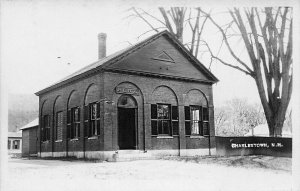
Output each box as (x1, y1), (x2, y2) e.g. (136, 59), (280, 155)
(0, 0), (297, 106)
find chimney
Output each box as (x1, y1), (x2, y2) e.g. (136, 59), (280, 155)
(98, 33), (107, 59)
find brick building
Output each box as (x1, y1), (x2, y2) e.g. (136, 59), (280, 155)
(35, 31), (218, 161)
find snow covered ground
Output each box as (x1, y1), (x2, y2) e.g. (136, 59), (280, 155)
(5, 156), (291, 191)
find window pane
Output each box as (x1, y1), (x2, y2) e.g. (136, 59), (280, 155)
(151, 104), (157, 119)
(184, 106), (190, 120)
(96, 102), (100, 118)
(158, 105), (170, 119)
(203, 122), (209, 136)
(13, 140), (20, 149)
(74, 108), (79, 121)
(77, 123), (80, 137)
(70, 124), (74, 138)
(172, 121), (179, 135)
(185, 121), (191, 135)
(151, 120), (157, 135)
(91, 120), (96, 136)
(162, 120), (170, 134)
(203, 107), (209, 121)
(56, 112), (63, 140)
(191, 106), (200, 121)
(118, 95), (136, 108)
(172, 106), (178, 120)
(158, 120), (163, 134)
(47, 127), (51, 140)
(96, 120), (100, 135)
(91, 104), (97, 120)
(191, 121), (199, 134)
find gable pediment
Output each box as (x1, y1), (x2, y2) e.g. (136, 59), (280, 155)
(106, 34), (215, 82)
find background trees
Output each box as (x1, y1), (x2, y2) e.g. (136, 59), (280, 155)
(215, 98), (266, 136)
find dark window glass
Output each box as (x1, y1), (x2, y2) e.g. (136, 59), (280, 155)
(151, 104), (157, 119)
(203, 107), (209, 121)
(184, 106), (190, 120)
(172, 106), (178, 120)
(43, 115), (50, 141)
(151, 120), (158, 135)
(203, 122), (209, 136)
(56, 111), (63, 140)
(96, 102), (100, 118)
(185, 121), (191, 135)
(172, 121), (179, 135)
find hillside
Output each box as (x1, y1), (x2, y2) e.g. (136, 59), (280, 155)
(8, 94), (39, 132)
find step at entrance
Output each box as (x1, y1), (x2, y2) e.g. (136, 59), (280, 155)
(113, 150), (155, 162)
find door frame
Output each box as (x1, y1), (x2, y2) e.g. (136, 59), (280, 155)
(117, 94), (138, 150)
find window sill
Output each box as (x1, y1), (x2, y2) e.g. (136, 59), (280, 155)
(42, 141), (50, 143)
(55, 140), (63, 143)
(70, 138), (79, 141)
(187, 135), (205, 139)
(157, 136), (173, 139)
(88, 136), (98, 140)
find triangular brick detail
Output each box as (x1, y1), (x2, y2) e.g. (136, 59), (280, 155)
(152, 51), (174, 63)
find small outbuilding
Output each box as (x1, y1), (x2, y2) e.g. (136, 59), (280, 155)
(8, 131), (22, 157)
(35, 30), (218, 161)
(20, 118), (38, 157)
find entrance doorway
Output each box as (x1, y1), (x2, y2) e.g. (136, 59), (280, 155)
(117, 95), (137, 150)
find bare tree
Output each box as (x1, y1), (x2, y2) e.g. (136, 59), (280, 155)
(129, 7), (208, 58)
(201, 7), (292, 137)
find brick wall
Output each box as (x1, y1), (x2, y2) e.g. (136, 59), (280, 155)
(37, 70), (215, 156)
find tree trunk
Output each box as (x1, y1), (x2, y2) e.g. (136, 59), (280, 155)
(266, 106), (287, 137)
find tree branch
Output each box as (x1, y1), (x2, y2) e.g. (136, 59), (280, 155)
(201, 40), (253, 76)
(200, 8), (254, 74)
(132, 7), (159, 33)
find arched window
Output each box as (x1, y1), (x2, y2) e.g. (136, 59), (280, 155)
(184, 90), (209, 136)
(67, 91), (81, 139)
(151, 86), (179, 136)
(53, 96), (63, 141)
(84, 84), (100, 138)
(41, 100), (51, 142)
